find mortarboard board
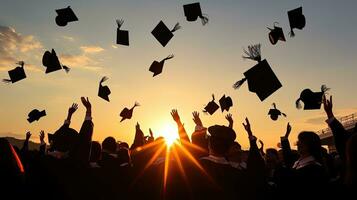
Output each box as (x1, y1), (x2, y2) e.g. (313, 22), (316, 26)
(288, 7), (306, 37)
(149, 54), (174, 77)
(219, 95), (233, 112)
(296, 85), (329, 110)
(183, 2), (209, 25)
(27, 109), (46, 123)
(42, 49), (70, 74)
(151, 21), (181, 47)
(120, 102), (140, 122)
(233, 44), (282, 101)
(268, 103), (286, 121)
(55, 6), (78, 27)
(203, 94), (219, 115)
(268, 22), (286, 45)
(116, 19), (129, 46)
(3, 61), (26, 84)
(98, 76), (111, 102)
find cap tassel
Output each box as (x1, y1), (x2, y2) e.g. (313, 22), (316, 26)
(100, 76), (109, 85)
(116, 19), (124, 29)
(272, 103), (277, 109)
(295, 98), (302, 109)
(171, 23), (181, 32)
(289, 29), (295, 37)
(17, 61), (25, 67)
(242, 44), (261, 62)
(161, 54), (174, 63)
(2, 79), (12, 84)
(62, 66), (70, 73)
(233, 78), (247, 89)
(132, 102), (140, 109)
(282, 113), (287, 117)
(321, 85), (330, 93)
(211, 94), (215, 101)
(200, 14), (209, 26)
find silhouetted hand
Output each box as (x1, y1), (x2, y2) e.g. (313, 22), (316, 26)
(148, 128), (154, 142)
(242, 117), (253, 138)
(285, 122), (292, 138)
(39, 130), (45, 143)
(171, 109), (181, 123)
(25, 131), (31, 141)
(192, 111), (203, 127)
(136, 122), (140, 130)
(323, 95), (334, 119)
(259, 140), (264, 149)
(225, 114), (233, 128)
(68, 103), (78, 115)
(81, 97), (91, 110)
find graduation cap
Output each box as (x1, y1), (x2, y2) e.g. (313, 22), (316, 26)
(268, 103), (286, 121)
(233, 44), (282, 101)
(183, 2), (209, 25)
(296, 85), (330, 110)
(208, 125), (236, 142)
(268, 22), (286, 45)
(98, 76), (111, 102)
(42, 49), (70, 74)
(47, 133), (55, 143)
(116, 19), (129, 46)
(203, 94), (219, 115)
(3, 61), (26, 84)
(55, 6), (78, 27)
(288, 7), (306, 37)
(27, 109), (46, 123)
(151, 21), (181, 47)
(149, 54), (174, 77)
(120, 102), (140, 122)
(219, 95), (233, 112)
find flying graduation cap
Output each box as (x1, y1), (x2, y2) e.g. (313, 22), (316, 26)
(55, 6), (78, 27)
(3, 61), (26, 84)
(203, 94), (219, 115)
(268, 22), (286, 45)
(151, 21), (181, 47)
(42, 49), (70, 74)
(288, 7), (306, 37)
(183, 2), (209, 25)
(116, 19), (129, 46)
(149, 54), (174, 77)
(296, 85), (330, 110)
(27, 109), (46, 123)
(219, 95), (233, 112)
(120, 102), (140, 122)
(268, 103), (286, 121)
(233, 44), (282, 101)
(98, 76), (111, 102)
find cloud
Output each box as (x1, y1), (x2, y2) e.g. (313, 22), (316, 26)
(111, 45), (118, 49)
(0, 26), (43, 71)
(62, 35), (75, 42)
(80, 45), (104, 53)
(60, 53), (102, 71)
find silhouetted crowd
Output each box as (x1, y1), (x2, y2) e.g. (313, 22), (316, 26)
(1, 96), (356, 200)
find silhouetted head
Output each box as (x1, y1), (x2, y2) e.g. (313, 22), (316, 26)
(52, 127), (78, 153)
(117, 148), (131, 165)
(102, 137), (117, 154)
(90, 141), (102, 163)
(297, 131), (322, 162)
(227, 141), (242, 161)
(266, 148), (279, 165)
(208, 125), (236, 156)
(345, 134), (357, 186)
(191, 129), (209, 153)
(118, 142), (129, 149)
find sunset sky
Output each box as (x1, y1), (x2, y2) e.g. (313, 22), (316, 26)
(1, 0), (356, 149)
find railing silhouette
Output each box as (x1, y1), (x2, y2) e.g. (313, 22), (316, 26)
(318, 113), (357, 139)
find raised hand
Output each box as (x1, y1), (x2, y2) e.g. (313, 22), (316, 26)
(81, 97), (91, 110)
(285, 122), (292, 138)
(259, 140), (264, 149)
(323, 95), (334, 119)
(225, 113), (233, 128)
(192, 111), (203, 127)
(136, 122), (140, 130)
(171, 109), (181, 123)
(149, 128), (154, 138)
(25, 131), (31, 140)
(242, 117), (252, 136)
(68, 103), (78, 115)
(39, 130), (45, 143)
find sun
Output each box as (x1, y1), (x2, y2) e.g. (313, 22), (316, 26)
(159, 124), (179, 148)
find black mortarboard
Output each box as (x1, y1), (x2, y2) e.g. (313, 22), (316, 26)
(27, 109), (46, 123)
(219, 95), (233, 112)
(42, 49), (70, 74)
(296, 85), (329, 110)
(149, 54), (174, 77)
(203, 95), (219, 115)
(268, 103), (286, 121)
(120, 102), (140, 122)
(233, 44), (282, 101)
(3, 61), (26, 84)
(288, 7), (306, 37)
(268, 22), (286, 45)
(151, 21), (181, 47)
(183, 2), (209, 25)
(116, 19), (129, 46)
(48, 133), (55, 143)
(55, 6), (78, 27)
(98, 76), (111, 102)
(208, 125), (236, 142)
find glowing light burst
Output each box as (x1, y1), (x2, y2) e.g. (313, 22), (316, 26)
(159, 123), (179, 148)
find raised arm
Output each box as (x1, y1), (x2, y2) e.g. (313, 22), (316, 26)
(21, 131), (31, 153)
(258, 140), (265, 156)
(225, 114), (233, 129)
(280, 122), (295, 168)
(323, 95), (349, 160)
(39, 130), (46, 155)
(131, 122), (145, 149)
(171, 109), (190, 143)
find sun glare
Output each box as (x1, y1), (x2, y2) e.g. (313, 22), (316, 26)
(159, 124), (179, 148)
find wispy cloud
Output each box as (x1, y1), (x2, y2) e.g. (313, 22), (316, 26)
(80, 45), (104, 54)
(111, 45), (118, 49)
(62, 35), (75, 42)
(60, 53), (102, 71)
